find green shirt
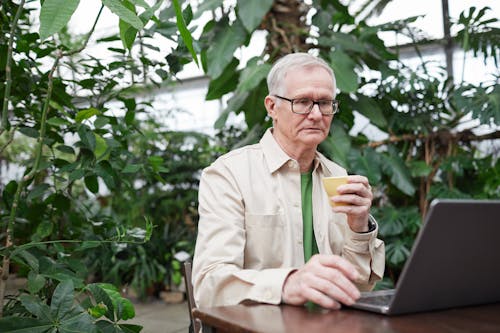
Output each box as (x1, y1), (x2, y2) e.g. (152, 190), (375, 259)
(301, 172), (319, 262)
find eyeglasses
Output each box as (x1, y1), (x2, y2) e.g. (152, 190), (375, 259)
(273, 95), (339, 115)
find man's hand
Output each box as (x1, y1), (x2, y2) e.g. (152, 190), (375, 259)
(330, 175), (373, 233)
(281, 254), (360, 309)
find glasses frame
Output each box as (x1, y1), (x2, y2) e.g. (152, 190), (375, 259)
(273, 95), (339, 116)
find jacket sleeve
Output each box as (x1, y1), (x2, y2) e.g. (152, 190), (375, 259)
(192, 162), (294, 307)
(342, 215), (385, 291)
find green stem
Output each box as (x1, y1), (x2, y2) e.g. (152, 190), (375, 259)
(1, 0), (26, 133)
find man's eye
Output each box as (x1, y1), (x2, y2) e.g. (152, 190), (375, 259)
(319, 100), (332, 107)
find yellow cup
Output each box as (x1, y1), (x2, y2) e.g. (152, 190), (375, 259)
(322, 176), (349, 207)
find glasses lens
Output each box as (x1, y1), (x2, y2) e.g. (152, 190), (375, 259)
(291, 98), (311, 114)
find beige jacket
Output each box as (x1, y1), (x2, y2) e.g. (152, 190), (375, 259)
(193, 128), (385, 307)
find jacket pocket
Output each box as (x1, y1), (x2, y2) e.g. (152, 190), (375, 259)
(244, 213), (284, 268)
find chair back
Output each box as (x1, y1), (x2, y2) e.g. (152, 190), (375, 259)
(183, 261), (201, 333)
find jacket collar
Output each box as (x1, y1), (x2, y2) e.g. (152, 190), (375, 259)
(260, 128), (325, 174)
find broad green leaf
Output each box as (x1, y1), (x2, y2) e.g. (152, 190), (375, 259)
(318, 31), (366, 53)
(409, 160), (433, 177)
(47, 117), (71, 127)
(94, 133), (109, 160)
(88, 302), (108, 318)
(84, 175), (99, 194)
(19, 126), (39, 138)
(236, 58), (271, 92)
(237, 0), (273, 32)
(20, 294), (52, 320)
(319, 123), (351, 168)
(102, 0), (144, 30)
(56, 144), (75, 155)
(194, 0), (224, 19)
(118, 324), (143, 333)
(76, 108), (100, 122)
(27, 183), (50, 201)
(173, 0), (199, 65)
(97, 283), (135, 320)
(36, 220), (54, 239)
(95, 161), (116, 189)
(39, 0), (80, 40)
(242, 81), (268, 128)
(78, 125), (96, 151)
(14, 250), (39, 272)
(27, 271), (46, 294)
(328, 49), (358, 92)
(58, 307), (96, 332)
(215, 91), (249, 129)
(207, 19), (247, 78)
(353, 95), (388, 128)
(206, 58), (239, 100)
(128, 0), (150, 8)
(51, 279), (75, 318)
(381, 147), (416, 196)
(122, 164), (142, 173)
(87, 284), (115, 321)
(119, 1), (137, 50)
(0, 316), (52, 332)
(347, 148), (382, 184)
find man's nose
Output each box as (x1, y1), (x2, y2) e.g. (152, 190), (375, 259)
(308, 103), (323, 119)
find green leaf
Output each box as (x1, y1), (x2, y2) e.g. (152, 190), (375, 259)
(56, 145), (75, 155)
(172, 0), (199, 65)
(94, 133), (109, 160)
(27, 271), (46, 294)
(214, 91), (249, 129)
(207, 19), (247, 78)
(118, 324), (143, 333)
(27, 183), (50, 201)
(347, 148), (382, 184)
(76, 108), (101, 122)
(51, 279), (75, 318)
(20, 294), (52, 320)
(328, 49), (358, 92)
(319, 123), (351, 168)
(409, 160), (433, 177)
(14, 250), (40, 272)
(78, 125), (96, 151)
(0, 316), (52, 332)
(47, 117), (71, 127)
(39, 0), (80, 40)
(353, 95), (388, 128)
(19, 126), (39, 138)
(87, 284), (115, 321)
(102, 0), (144, 30)
(206, 58), (239, 100)
(122, 164), (142, 173)
(119, 1), (138, 50)
(36, 221), (54, 239)
(95, 161), (116, 189)
(97, 283), (136, 321)
(381, 147), (416, 196)
(236, 58), (271, 92)
(85, 175), (99, 194)
(237, 0), (273, 32)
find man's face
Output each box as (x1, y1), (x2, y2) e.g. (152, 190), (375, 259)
(265, 65), (335, 153)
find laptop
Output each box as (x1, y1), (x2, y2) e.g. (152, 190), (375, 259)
(352, 199), (500, 315)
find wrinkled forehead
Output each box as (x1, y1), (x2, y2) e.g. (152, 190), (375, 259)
(281, 65), (336, 96)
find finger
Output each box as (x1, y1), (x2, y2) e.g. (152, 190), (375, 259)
(337, 182), (372, 199)
(302, 285), (342, 310)
(346, 175), (369, 186)
(315, 268), (361, 304)
(316, 255), (360, 282)
(332, 194), (372, 207)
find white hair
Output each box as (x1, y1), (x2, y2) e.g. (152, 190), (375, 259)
(266, 53), (336, 96)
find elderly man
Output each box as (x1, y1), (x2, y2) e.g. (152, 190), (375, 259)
(192, 52), (385, 310)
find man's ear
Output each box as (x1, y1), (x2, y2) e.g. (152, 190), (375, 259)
(264, 95), (277, 121)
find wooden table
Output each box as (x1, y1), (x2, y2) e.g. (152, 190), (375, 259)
(193, 302), (500, 333)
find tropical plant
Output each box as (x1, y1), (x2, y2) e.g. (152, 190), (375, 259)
(0, 0), (201, 330)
